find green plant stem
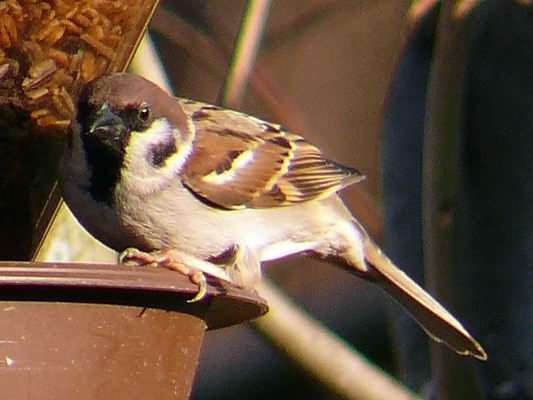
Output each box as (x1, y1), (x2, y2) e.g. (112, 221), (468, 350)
(256, 280), (420, 400)
(219, 0), (272, 108)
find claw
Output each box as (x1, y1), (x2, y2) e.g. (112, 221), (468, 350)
(118, 247), (138, 264)
(119, 248), (210, 302)
(187, 270), (208, 303)
(119, 248), (164, 269)
(119, 247), (154, 266)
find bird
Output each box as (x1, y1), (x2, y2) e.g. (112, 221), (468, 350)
(60, 72), (487, 360)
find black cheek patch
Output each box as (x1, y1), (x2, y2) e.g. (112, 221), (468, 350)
(149, 134), (177, 167)
(82, 136), (124, 206)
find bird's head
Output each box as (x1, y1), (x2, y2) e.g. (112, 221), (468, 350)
(71, 73), (194, 203)
(77, 73), (192, 165)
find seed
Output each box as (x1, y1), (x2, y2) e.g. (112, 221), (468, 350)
(3, 14), (17, 46)
(23, 59), (57, 90)
(36, 18), (60, 41)
(82, 6), (99, 19)
(31, 108), (50, 119)
(29, 59), (57, 79)
(25, 87), (50, 100)
(47, 48), (70, 67)
(61, 19), (82, 34)
(29, 6), (43, 21)
(22, 40), (45, 65)
(87, 24), (104, 41)
(36, 115), (59, 127)
(94, 55), (109, 76)
(0, 19), (12, 48)
(58, 86), (75, 116)
(7, 0), (22, 14)
(49, 86), (75, 118)
(81, 33), (115, 60)
(53, 0), (70, 16)
(69, 48), (83, 76)
(99, 1), (127, 14)
(64, 4), (79, 19)
(81, 50), (96, 82)
(51, 90), (72, 118)
(40, 2), (52, 12)
(7, 58), (19, 75)
(42, 10), (56, 26)
(98, 13), (112, 30)
(0, 64), (10, 80)
(49, 119), (70, 129)
(72, 13), (91, 28)
(48, 67), (74, 89)
(43, 9), (56, 23)
(111, 25), (122, 35)
(105, 33), (121, 48)
(43, 24), (65, 46)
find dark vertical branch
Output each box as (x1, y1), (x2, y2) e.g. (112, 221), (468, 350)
(422, 1), (482, 398)
(459, 2), (533, 398)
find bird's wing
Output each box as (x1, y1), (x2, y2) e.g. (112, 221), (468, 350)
(179, 99), (364, 210)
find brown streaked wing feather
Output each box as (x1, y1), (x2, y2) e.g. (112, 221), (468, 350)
(182, 127), (289, 208)
(180, 99), (364, 209)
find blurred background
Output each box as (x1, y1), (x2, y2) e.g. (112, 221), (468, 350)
(23, 0), (533, 399)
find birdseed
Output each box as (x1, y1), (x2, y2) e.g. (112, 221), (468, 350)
(0, 0), (148, 129)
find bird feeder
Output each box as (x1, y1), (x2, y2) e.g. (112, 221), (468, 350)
(0, 2), (268, 399)
(0, 0), (160, 259)
(0, 262), (267, 399)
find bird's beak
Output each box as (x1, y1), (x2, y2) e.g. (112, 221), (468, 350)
(88, 104), (126, 153)
(89, 104), (124, 136)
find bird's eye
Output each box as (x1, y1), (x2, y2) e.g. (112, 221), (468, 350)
(137, 105), (151, 123)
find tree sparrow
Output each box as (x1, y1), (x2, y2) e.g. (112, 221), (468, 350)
(60, 73), (486, 360)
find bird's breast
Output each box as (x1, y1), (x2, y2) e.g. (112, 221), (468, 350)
(113, 179), (238, 258)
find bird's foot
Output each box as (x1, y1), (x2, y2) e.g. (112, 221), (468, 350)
(119, 247), (208, 303)
(119, 247), (160, 268)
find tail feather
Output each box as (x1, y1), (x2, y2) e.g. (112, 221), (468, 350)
(360, 236), (487, 360)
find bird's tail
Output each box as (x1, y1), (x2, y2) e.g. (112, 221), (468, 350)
(345, 222), (487, 360)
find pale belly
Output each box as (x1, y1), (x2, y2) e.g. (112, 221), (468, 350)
(115, 181), (355, 262)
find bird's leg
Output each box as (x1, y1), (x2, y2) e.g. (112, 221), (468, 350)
(204, 244), (260, 288)
(225, 245), (262, 289)
(119, 247), (231, 303)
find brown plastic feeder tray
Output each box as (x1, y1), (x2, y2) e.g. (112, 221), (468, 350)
(0, 261), (267, 399)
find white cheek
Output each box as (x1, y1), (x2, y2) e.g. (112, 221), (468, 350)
(121, 119), (185, 194)
(128, 119), (175, 163)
